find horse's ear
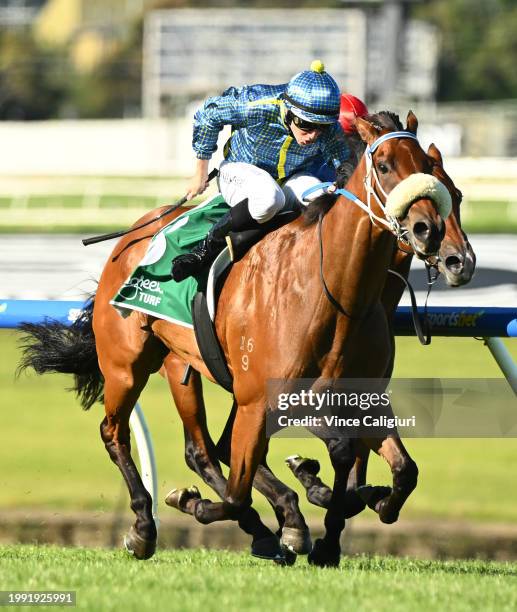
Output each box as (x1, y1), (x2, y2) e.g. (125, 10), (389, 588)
(406, 111), (418, 135)
(355, 117), (379, 145)
(427, 143), (443, 166)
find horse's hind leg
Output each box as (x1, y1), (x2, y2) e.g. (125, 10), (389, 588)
(363, 433), (418, 524)
(100, 367), (157, 560)
(163, 356), (281, 560)
(216, 404), (311, 556)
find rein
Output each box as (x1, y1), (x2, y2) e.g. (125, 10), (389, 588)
(317, 212), (435, 344)
(311, 130), (437, 344)
(386, 265), (439, 346)
(317, 212), (363, 320)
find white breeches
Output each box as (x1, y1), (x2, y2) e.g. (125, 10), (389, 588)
(218, 161), (325, 223)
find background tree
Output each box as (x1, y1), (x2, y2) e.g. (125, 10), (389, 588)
(413, 0), (517, 101)
(67, 20), (143, 118)
(0, 29), (68, 119)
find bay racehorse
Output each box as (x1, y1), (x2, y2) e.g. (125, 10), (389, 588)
(18, 111), (452, 565)
(164, 114), (476, 565)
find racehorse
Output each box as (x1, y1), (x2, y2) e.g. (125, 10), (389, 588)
(164, 116), (476, 566)
(18, 111), (452, 566)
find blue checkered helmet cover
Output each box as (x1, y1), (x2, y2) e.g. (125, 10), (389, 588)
(284, 60), (340, 124)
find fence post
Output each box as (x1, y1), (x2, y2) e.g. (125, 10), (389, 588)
(484, 337), (517, 394)
(129, 402), (159, 526)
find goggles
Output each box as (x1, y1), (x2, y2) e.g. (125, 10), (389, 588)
(290, 114), (330, 133)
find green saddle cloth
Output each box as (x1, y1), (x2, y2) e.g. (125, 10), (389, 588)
(110, 194), (230, 328)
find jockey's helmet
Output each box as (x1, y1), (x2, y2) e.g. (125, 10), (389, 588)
(339, 93), (369, 134)
(284, 60), (341, 125)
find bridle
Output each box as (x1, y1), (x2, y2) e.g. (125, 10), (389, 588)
(304, 130), (420, 244)
(309, 130), (438, 344)
(362, 130), (419, 243)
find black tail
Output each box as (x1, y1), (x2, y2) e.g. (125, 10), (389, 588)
(17, 298), (104, 410)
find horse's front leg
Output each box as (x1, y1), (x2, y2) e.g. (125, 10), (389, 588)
(100, 373), (157, 560)
(307, 436), (356, 568)
(162, 354), (227, 501)
(188, 400), (284, 560)
(216, 402), (311, 557)
(363, 431), (418, 524)
(287, 441), (391, 517)
(255, 461), (312, 556)
(162, 356), (281, 560)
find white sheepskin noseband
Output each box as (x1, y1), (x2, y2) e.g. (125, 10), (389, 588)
(385, 173), (452, 220)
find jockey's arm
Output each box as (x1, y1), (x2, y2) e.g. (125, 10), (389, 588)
(187, 86), (249, 200)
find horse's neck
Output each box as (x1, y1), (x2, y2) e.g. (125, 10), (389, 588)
(319, 156), (397, 316)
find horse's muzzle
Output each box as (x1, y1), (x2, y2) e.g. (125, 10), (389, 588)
(438, 241), (476, 287)
(409, 212), (445, 258)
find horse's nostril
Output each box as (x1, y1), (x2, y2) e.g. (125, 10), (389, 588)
(445, 254), (464, 273)
(413, 221), (430, 240)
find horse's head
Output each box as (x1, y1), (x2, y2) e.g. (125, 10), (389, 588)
(355, 111), (450, 258)
(427, 143), (476, 286)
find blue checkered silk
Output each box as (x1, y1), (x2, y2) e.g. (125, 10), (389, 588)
(193, 84), (349, 181)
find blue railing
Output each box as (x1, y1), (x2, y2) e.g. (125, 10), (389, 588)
(1, 299), (515, 338)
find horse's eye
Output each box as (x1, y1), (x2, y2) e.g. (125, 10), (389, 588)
(377, 163), (389, 174)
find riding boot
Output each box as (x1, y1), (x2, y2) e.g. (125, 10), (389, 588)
(171, 199), (259, 282)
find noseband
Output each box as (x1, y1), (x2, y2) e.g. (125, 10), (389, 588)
(358, 130), (419, 243)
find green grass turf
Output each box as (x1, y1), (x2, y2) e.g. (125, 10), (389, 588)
(1, 330), (517, 523)
(0, 545), (516, 612)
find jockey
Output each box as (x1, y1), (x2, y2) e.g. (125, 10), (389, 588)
(171, 60), (351, 282)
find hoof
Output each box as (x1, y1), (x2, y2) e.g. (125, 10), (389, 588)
(377, 498), (400, 524)
(123, 526), (156, 560)
(275, 545), (297, 566)
(356, 485), (392, 511)
(308, 538), (340, 568)
(285, 454), (320, 476)
(165, 485), (201, 513)
(281, 526), (312, 555)
(251, 535), (284, 561)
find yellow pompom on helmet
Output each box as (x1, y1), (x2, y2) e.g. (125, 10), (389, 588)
(284, 60), (341, 124)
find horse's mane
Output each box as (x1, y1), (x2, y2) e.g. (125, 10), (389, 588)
(303, 111), (404, 226)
